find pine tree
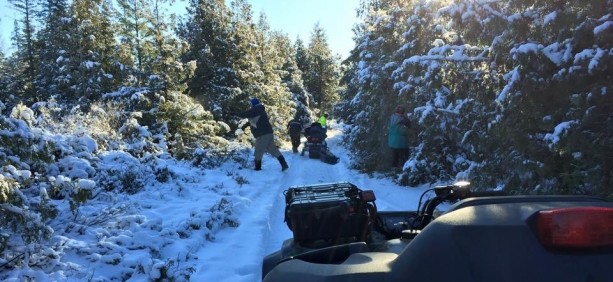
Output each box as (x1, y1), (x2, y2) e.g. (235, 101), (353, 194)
(304, 23), (339, 114)
(271, 31), (311, 123)
(294, 37), (309, 80)
(66, 0), (118, 104)
(339, 0), (612, 198)
(115, 0), (156, 86)
(99, 0), (122, 93)
(339, 0), (426, 172)
(181, 0), (238, 117)
(252, 13), (294, 134)
(147, 0), (187, 94)
(226, 0), (261, 115)
(483, 0), (613, 195)
(0, 51), (9, 101)
(34, 0), (74, 101)
(8, 0), (39, 101)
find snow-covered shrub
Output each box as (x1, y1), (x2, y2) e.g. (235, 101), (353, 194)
(9, 103), (36, 127)
(118, 113), (161, 158)
(53, 156), (96, 179)
(192, 147), (237, 168)
(47, 176), (92, 213)
(232, 174), (249, 187)
(151, 259), (195, 281)
(0, 173), (57, 263)
(96, 151), (152, 194)
(230, 147), (252, 169)
(204, 198), (239, 241)
(157, 92), (227, 160)
(33, 102), (122, 152)
(154, 166), (174, 183)
(0, 114), (56, 174)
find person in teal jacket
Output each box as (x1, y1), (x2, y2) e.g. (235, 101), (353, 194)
(388, 105), (411, 169)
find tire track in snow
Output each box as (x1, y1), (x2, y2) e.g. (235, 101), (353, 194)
(192, 156), (292, 282)
(193, 124), (426, 282)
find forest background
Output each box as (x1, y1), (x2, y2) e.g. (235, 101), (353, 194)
(0, 0), (612, 276)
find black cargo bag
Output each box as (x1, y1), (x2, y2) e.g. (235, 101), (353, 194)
(319, 148), (339, 165)
(306, 142), (324, 159)
(283, 183), (371, 246)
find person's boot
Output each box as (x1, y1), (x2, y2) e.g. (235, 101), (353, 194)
(277, 156), (289, 171)
(254, 159), (262, 171)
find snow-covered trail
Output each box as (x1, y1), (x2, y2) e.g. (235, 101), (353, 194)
(190, 123), (428, 282)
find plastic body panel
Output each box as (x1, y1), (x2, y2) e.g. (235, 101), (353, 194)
(264, 198), (613, 282)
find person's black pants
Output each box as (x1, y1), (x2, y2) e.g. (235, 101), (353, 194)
(290, 133), (301, 152)
(391, 147), (409, 168)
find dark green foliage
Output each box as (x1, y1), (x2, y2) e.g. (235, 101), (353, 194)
(180, 0), (238, 117)
(340, 0), (613, 197)
(97, 166), (144, 194)
(0, 177), (57, 252)
(8, 0), (39, 102)
(34, 0), (73, 101)
(302, 24), (340, 114)
(154, 166), (174, 183)
(192, 148), (238, 169)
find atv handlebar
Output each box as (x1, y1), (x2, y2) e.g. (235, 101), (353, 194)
(411, 182), (507, 229)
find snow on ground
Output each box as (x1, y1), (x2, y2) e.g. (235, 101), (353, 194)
(3, 122), (430, 282)
(190, 123), (429, 282)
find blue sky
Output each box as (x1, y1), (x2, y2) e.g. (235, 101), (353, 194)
(0, 0), (359, 58)
(0, 0), (13, 54)
(247, 0), (360, 58)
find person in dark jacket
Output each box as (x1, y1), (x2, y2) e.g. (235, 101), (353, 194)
(287, 118), (304, 153)
(236, 98), (288, 171)
(304, 122), (327, 143)
(388, 105), (411, 169)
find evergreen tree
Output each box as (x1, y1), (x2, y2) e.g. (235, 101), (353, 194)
(0, 51), (9, 101)
(98, 0), (122, 93)
(181, 0), (238, 117)
(294, 37), (309, 80)
(252, 13), (294, 134)
(339, 0), (613, 198)
(65, 0), (118, 104)
(304, 23), (339, 114)
(482, 0), (613, 195)
(339, 0), (429, 172)
(115, 0), (157, 86)
(147, 0), (187, 94)
(294, 37), (314, 107)
(8, 0), (39, 101)
(225, 0), (261, 117)
(34, 0), (74, 101)
(271, 31), (311, 123)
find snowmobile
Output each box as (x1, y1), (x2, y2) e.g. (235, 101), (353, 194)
(300, 123), (338, 165)
(262, 182), (613, 282)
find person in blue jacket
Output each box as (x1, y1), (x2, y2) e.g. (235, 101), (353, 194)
(388, 105), (411, 169)
(236, 98), (288, 171)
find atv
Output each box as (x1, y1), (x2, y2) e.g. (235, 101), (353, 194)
(262, 182), (613, 282)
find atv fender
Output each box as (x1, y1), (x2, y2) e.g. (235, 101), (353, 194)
(263, 252), (397, 282)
